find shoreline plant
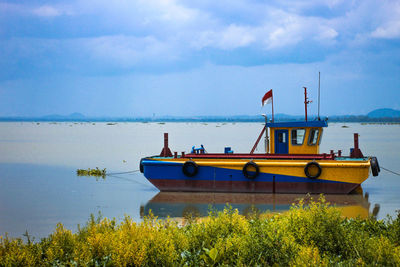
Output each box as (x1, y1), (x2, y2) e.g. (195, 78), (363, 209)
(1, 197), (399, 266)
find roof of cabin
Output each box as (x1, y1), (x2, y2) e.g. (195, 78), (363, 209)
(266, 120), (328, 128)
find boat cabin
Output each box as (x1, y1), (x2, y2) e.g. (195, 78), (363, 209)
(267, 121), (327, 154)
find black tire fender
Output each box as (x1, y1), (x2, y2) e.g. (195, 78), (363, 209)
(139, 158), (145, 173)
(371, 157), (380, 177)
(304, 161), (322, 179)
(182, 161), (198, 177)
(243, 161), (259, 179)
(374, 156), (380, 172)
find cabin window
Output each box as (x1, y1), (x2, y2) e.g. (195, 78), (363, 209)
(308, 128), (319, 145)
(291, 129), (306, 145)
(318, 129), (324, 145)
(278, 132), (286, 143)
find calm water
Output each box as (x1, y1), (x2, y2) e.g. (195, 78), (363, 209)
(0, 122), (399, 238)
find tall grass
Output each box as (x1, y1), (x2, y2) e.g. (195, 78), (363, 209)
(1, 197), (399, 266)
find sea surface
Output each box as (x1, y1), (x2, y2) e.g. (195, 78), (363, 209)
(0, 122), (399, 238)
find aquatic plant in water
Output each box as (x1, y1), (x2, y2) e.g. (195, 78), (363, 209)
(76, 167), (106, 178)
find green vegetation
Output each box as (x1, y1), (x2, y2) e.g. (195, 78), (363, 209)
(1, 198), (400, 266)
(76, 168), (106, 178)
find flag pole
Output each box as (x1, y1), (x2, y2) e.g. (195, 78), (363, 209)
(271, 91), (274, 122)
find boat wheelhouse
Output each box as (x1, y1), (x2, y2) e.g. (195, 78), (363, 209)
(267, 120), (326, 155)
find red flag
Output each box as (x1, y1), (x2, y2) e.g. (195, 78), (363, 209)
(262, 89), (273, 106)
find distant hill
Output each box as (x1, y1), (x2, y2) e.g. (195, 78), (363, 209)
(41, 112), (86, 120)
(367, 108), (400, 118)
(1, 109), (400, 122)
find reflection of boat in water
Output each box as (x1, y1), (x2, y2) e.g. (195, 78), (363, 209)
(140, 88), (380, 194)
(141, 190), (379, 220)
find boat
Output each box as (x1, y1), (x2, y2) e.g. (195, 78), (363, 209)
(140, 87), (380, 194)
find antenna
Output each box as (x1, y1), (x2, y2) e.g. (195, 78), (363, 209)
(318, 72), (321, 120)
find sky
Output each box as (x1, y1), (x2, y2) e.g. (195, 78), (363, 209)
(0, 0), (399, 117)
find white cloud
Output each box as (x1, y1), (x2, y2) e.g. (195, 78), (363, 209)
(193, 24), (256, 50)
(191, 8), (338, 51)
(371, 21), (400, 39)
(0, 3), (73, 17)
(2, 0), (400, 71)
(68, 0), (342, 51)
(315, 27), (338, 41)
(263, 11), (305, 49)
(370, 1), (400, 39)
(267, 25), (302, 49)
(84, 35), (179, 67)
(262, 11), (338, 50)
(148, 0), (198, 23)
(217, 24), (256, 49)
(32, 5), (61, 17)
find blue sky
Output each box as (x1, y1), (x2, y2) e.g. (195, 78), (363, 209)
(0, 0), (399, 117)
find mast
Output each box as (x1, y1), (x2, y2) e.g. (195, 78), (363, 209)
(304, 87), (312, 121)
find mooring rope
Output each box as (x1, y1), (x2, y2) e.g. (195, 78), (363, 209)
(106, 173), (153, 188)
(381, 166), (400, 176)
(105, 169), (155, 188)
(106, 170), (140, 175)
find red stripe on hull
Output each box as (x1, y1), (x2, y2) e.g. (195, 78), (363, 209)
(184, 153), (335, 160)
(148, 179), (359, 194)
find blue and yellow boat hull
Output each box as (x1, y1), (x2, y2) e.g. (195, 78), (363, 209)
(141, 157), (372, 194)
